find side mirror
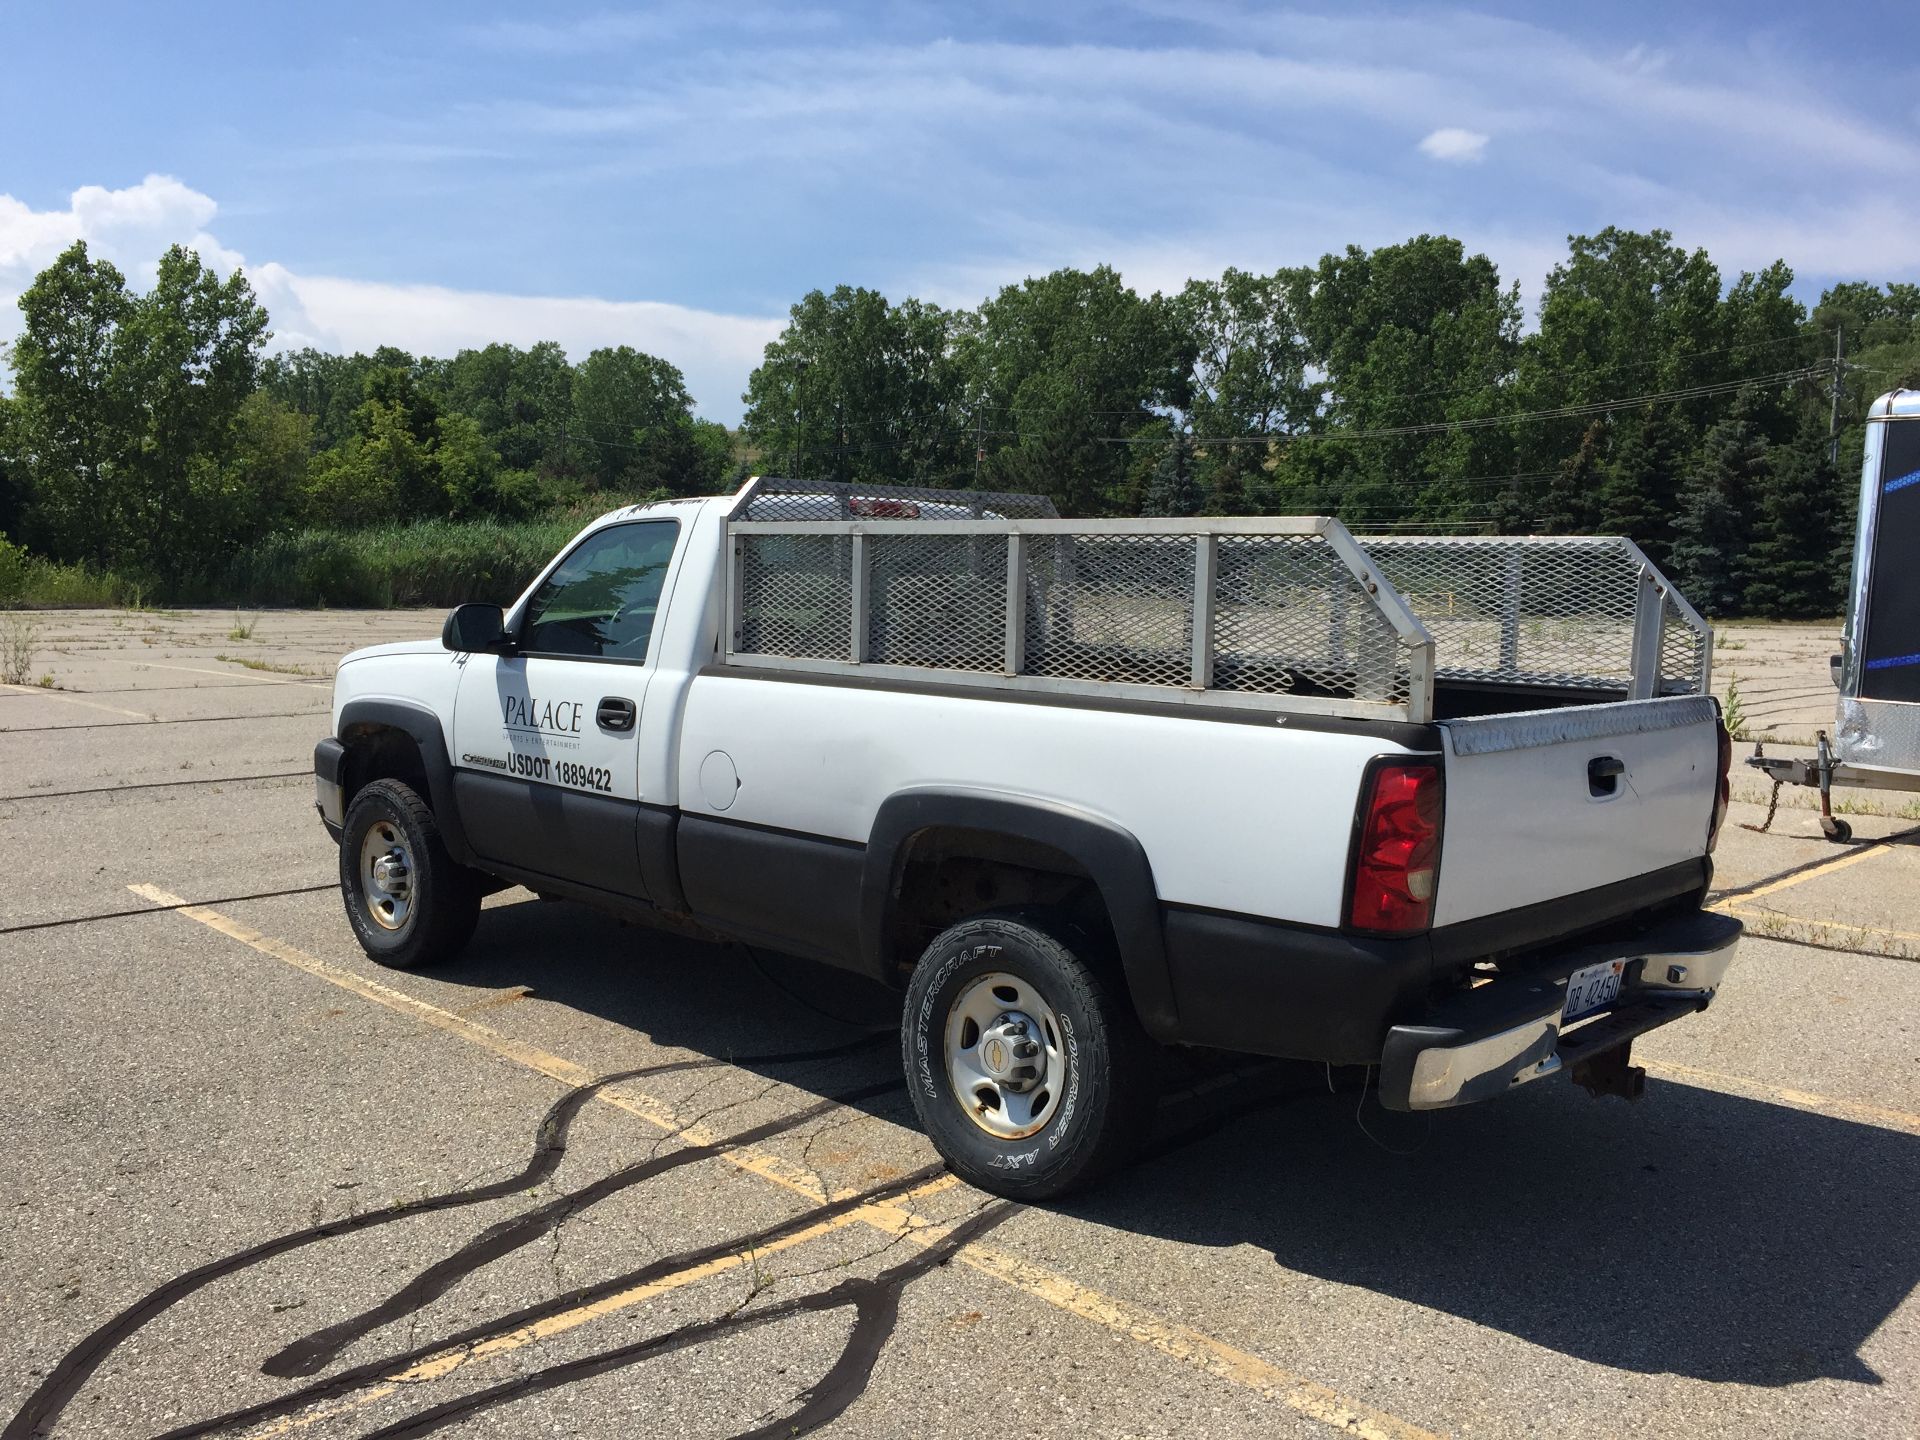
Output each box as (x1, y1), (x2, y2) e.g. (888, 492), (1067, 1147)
(442, 603), (510, 654)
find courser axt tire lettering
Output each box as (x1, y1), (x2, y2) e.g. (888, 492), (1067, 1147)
(900, 912), (1152, 1201)
(338, 778), (483, 970)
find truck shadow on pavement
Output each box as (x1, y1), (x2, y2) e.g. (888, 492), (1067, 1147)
(1085, 1068), (1918, 1390)
(443, 898), (1920, 1395)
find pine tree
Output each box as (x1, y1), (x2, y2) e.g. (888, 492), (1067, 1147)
(1742, 440), (1844, 618)
(1667, 415), (1768, 615)
(1535, 421), (1606, 533)
(1597, 411), (1686, 566)
(1140, 430), (1201, 517)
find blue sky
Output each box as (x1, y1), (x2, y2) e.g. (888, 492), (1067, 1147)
(3, 1), (1917, 423)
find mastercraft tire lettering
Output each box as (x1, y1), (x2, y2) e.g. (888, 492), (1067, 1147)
(900, 913), (1152, 1201)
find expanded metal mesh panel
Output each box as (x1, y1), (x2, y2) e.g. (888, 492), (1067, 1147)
(867, 533), (1007, 672)
(1660, 592), (1710, 693)
(1212, 536), (1410, 704)
(1024, 535), (1195, 688)
(740, 478), (1058, 522)
(735, 534), (851, 659)
(1367, 538), (1646, 689)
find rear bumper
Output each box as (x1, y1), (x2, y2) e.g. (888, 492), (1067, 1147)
(1376, 908), (1741, 1111)
(1158, 859), (1709, 1064)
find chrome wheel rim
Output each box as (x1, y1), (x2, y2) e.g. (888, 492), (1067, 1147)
(359, 821), (414, 932)
(944, 971), (1065, 1140)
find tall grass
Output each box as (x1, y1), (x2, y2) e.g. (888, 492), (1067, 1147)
(1, 516), (592, 610)
(213, 516), (585, 608)
(0, 538), (135, 608)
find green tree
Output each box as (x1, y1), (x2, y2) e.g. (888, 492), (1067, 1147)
(572, 346), (728, 495)
(1718, 261), (1812, 443)
(1282, 236), (1518, 528)
(205, 392), (312, 542)
(261, 348), (388, 451)
(0, 395), (26, 541)
(1514, 229), (1724, 518)
(1533, 421), (1605, 533)
(437, 341), (573, 473)
(1742, 439), (1844, 618)
(1667, 413), (1769, 615)
(120, 244), (271, 579)
(1596, 409), (1688, 565)
(742, 286), (965, 487)
(8, 242), (137, 565)
(961, 267), (1190, 515)
(1176, 268), (1316, 516)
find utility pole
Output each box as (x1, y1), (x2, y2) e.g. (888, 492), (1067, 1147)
(974, 406), (985, 483)
(791, 357), (808, 480)
(1829, 324), (1845, 469)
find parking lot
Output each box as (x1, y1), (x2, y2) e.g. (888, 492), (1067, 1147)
(3, 608), (1916, 1440)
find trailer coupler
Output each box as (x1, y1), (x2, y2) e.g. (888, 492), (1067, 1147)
(1744, 733), (1854, 843)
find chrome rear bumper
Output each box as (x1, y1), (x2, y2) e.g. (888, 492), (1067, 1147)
(1378, 909), (1741, 1112)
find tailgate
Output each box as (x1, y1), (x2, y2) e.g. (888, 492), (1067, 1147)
(1433, 696), (1721, 927)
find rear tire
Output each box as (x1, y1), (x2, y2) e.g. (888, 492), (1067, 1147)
(901, 912), (1152, 1200)
(339, 778), (481, 969)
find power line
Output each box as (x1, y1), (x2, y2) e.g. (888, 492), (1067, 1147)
(989, 364), (1830, 448)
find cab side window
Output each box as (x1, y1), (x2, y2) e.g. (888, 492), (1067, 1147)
(518, 520), (679, 661)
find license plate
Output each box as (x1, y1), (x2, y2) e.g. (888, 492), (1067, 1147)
(1562, 959), (1626, 1023)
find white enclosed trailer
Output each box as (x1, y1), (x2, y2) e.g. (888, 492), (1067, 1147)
(1749, 388), (1920, 839)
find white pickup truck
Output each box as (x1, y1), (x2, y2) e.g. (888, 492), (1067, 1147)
(315, 477), (1740, 1197)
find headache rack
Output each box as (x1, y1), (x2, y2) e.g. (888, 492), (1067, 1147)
(721, 478), (1712, 725)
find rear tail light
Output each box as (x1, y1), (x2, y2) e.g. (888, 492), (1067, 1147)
(1348, 761), (1443, 933)
(1708, 718), (1732, 853)
(849, 497), (922, 518)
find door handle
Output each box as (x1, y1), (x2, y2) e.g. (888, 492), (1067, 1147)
(1588, 755), (1624, 797)
(596, 696), (636, 733)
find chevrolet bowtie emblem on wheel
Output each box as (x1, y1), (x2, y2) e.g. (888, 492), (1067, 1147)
(983, 1038), (1007, 1071)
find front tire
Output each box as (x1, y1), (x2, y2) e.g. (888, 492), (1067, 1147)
(339, 778), (481, 969)
(902, 913), (1152, 1200)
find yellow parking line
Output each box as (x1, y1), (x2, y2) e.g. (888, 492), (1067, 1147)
(238, 1178), (960, 1440)
(131, 883), (1439, 1440)
(1642, 1060), (1920, 1134)
(1718, 837), (1904, 910)
(1724, 904), (1920, 952)
(0, 684), (149, 720)
(127, 883), (835, 1203)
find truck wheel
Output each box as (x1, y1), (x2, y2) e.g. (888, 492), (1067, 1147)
(339, 778), (481, 969)
(902, 913), (1151, 1200)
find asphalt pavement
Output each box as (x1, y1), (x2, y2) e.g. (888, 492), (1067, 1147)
(2, 610), (1915, 1440)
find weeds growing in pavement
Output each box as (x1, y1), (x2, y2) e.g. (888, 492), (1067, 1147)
(1, 611), (41, 685)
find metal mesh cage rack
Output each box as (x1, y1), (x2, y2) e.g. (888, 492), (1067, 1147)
(721, 479), (1711, 724)
(1362, 536), (1711, 695)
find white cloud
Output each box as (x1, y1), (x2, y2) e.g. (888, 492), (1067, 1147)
(0, 176), (780, 420)
(1418, 127), (1490, 164)
(0, 174), (223, 279)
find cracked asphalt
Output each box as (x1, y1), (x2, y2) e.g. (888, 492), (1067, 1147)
(2, 609), (1917, 1440)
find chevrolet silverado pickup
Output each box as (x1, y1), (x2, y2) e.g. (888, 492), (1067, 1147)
(314, 477), (1740, 1198)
